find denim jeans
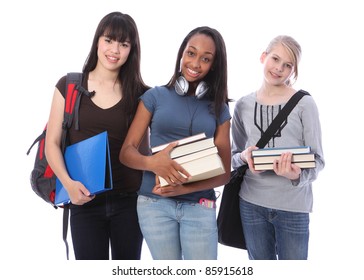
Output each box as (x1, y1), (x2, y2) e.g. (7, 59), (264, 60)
(137, 195), (217, 260)
(70, 192), (143, 260)
(239, 198), (309, 260)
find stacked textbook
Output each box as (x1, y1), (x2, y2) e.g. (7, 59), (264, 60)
(252, 146), (315, 171)
(151, 133), (225, 187)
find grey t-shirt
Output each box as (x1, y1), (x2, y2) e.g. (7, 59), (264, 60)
(231, 91), (325, 213)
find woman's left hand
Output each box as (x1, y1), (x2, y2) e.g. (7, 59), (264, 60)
(152, 184), (186, 197)
(273, 152), (301, 180)
(151, 175), (186, 197)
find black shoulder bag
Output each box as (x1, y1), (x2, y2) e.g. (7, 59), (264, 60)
(217, 90), (309, 249)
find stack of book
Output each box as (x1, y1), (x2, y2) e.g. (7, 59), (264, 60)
(151, 133), (225, 187)
(252, 146), (315, 171)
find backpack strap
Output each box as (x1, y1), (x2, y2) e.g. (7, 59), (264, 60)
(62, 72), (95, 259)
(26, 129), (46, 155)
(64, 72), (95, 132)
(62, 72), (84, 260)
(62, 204), (70, 260)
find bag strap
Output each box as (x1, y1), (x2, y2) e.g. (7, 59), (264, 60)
(255, 90), (310, 148)
(62, 204), (70, 260)
(26, 129), (46, 155)
(61, 72), (84, 260)
(62, 73), (95, 259)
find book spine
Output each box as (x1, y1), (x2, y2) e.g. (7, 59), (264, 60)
(254, 161), (315, 171)
(151, 133), (206, 154)
(253, 154), (315, 164)
(252, 146), (311, 157)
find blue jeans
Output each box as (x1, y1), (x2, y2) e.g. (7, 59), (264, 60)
(239, 198), (309, 260)
(70, 192), (143, 260)
(137, 195), (217, 260)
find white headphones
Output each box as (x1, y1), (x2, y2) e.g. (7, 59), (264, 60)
(175, 76), (209, 100)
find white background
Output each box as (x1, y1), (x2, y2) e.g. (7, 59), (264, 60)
(1, 0), (363, 279)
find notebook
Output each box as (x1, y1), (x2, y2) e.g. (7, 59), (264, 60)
(55, 131), (113, 205)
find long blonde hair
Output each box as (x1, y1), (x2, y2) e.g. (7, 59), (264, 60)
(266, 35), (301, 86)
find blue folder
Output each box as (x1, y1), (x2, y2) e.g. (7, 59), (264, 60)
(55, 131), (113, 205)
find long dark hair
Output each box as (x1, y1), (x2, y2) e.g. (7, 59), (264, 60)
(83, 11), (149, 123)
(166, 26), (230, 118)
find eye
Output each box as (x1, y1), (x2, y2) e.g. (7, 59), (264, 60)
(104, 37), (112, 43)
(285, 63), (293, 69)
(187, 50), (195, 57)
(201, 57), (211, 63)
(120, 42), (130, 48)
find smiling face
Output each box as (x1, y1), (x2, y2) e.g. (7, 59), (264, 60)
(96, 35), (131, 72)
(180, 33), (216, 91)
(260, 43), (295, 87)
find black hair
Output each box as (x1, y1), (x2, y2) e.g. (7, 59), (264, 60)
(83, 12), (149, 123)
(166, 26), (230, 118)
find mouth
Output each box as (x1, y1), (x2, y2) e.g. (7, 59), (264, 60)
(269, 71), (281, 78)
(186, 67), (200, 78)
(106, 55), (119, 63)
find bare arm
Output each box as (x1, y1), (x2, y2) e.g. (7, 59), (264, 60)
(45, 88), (93, 205)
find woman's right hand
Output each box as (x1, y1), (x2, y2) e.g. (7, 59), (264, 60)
(151, 142), (191, 186)
(241, 146), (262, 174)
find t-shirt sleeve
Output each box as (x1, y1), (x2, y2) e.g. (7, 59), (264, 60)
(218, 103), (232, 125)
(140, 88), (157, 114)
(55, 75), (67, 98)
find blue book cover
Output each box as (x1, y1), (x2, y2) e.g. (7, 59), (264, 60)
(55, 131), (113, 205)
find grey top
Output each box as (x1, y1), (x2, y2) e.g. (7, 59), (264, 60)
(231, 91), (325, 213)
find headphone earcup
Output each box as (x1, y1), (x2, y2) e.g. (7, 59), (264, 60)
(175, 76), (209, 99)
(175, 76), (189, 96)
(195, 81), (209, 99)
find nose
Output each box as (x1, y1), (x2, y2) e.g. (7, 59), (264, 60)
(276, 63), (284, 72)
(111, 42), (120, 54)
(191, 57), (201, 69)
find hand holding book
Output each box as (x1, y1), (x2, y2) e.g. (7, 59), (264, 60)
(151, 133), (224, 187)
(269, 152), (303, 181)
(150, 142), (191, 186)
(252, 146), (315, 172)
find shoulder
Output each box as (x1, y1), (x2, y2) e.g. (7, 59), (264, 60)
(141, 86), (174, 111)
(55, 75), (67, 97)
(234, 92), (256, 111)
(236, 92), (255, 104)
(296, 90), (317, 107)
(218, 103), (232, 123)
(143, 86), (172, 98)
(294, 90), (321, 116)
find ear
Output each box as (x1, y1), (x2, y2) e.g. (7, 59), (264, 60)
(260, 51), (267, 63)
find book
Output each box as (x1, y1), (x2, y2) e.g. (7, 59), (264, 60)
(151, 132), (207, 154)
(55, 131), (113, 205)
(173, 146), (219, 164)
(169, 137), (215, 159)
(251, 146), (311, 157)
(254, 161), (316, 171)
(158, 146), (225, 187)
(253, 153), (315, 164)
